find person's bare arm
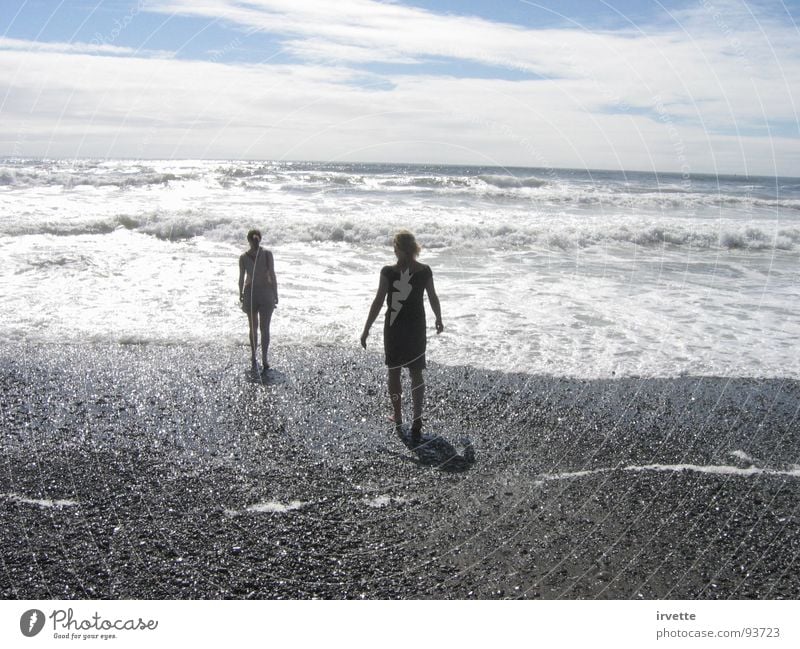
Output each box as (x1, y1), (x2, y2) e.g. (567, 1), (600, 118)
(361, 273), (389, 348)
(238, 255), (245, 302)
(425, 273), (444, 333)
(268, 250), (278, 305)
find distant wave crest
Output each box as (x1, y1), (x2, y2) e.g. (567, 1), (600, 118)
(0, 166), (194, 188)
(5, 163), (800, 213)
(476, 174), (547, 188)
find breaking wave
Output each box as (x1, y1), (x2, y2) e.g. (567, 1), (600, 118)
(476, 174), (548, 188)
(5, 212), (798, 252)
(0, 166), (195, 188)
(4, 162), (800, 213)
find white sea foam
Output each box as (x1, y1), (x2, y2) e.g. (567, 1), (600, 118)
(730, 450), (757, 464)
(1, 159), (798, 378)
(245, 500), (305, 514)
(364, 495), (406, 507)
(476, 173), (547, 188)
(2, 493), (79, 507)
(0, 165), (194, 188)
(3, 209), (797, 251)
(3, 160), (799, 212)
(533, 462), (800, 486)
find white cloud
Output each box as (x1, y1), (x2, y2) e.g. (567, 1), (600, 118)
(145, 0), (800, 134)
(148, 0), (596, 74)
(281, 38), (418, 65)
(0, 0), (797, 174)
(0, 36), (172, 58)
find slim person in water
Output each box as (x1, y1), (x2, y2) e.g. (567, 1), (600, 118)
(239, 229), (278, 376)
(361, 231), (444, 446)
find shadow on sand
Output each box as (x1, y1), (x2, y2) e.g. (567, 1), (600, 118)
(245, 367), (288, 386)
(395, 424), (476, 473)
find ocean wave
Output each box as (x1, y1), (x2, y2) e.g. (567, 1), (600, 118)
(263, 221), (800, 252)
(4, 212), (799, 252)
(536, 192), (800, 212)
(275, 172), (548, 195)
(276, 173), (367, 193)
(216, 164), (281, 179)
(5, 163), (800, 213)
(186, 219), (800, 252)
(2, 211), (227, 240)
(476, 174), (547, 188)
(380, 176), (473, 189)
(218, 171), (800, 209)
(622, 185), (691, 194)
(0, 167), (195, 188)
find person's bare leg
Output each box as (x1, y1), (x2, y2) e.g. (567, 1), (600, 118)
(410, 368), (425, 438)
(259, 306), (273, 370)
(248, 311), (259, 371)
(388, 367), (402, 428)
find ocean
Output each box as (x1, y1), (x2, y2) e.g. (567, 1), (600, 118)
(1, 158), (797, 378)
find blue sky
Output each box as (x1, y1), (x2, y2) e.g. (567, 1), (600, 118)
(1, 0), (798, 174)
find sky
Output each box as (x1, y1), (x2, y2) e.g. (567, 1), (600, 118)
(0, 0), (798, 175)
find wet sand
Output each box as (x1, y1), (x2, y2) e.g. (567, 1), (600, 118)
(1, 343), (798, 599)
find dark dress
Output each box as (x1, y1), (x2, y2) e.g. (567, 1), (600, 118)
(240, 248), (275, 313)
(381, 263), (432, 370)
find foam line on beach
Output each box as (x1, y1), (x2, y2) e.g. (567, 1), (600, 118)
(222, 500), (308, 516)
(364, 495), (407, 508)
(1, 493), (79, 508)
(247, 500), (305, 513)
(730, 450), (757, 464)
(533, 463), (800, 486)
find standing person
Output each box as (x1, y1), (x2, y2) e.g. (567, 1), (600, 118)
(361, 230), (443, 446)
(239, 229), (278, 377)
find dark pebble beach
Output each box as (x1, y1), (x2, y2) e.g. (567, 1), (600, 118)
(1, 343), (798, 599)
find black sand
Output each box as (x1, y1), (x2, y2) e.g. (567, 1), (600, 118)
(1, 343), (798, 599)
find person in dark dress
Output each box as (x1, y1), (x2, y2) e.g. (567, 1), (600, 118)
(238, 229), (278, 377)
(361, 231), (443, 445)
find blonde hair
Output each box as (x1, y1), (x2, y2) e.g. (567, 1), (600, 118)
(393, 230), (420, 259)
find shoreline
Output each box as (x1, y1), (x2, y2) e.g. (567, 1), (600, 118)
(1, 343), (798, 599)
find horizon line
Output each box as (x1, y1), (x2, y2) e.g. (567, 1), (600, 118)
(1, 155), (797, 180)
